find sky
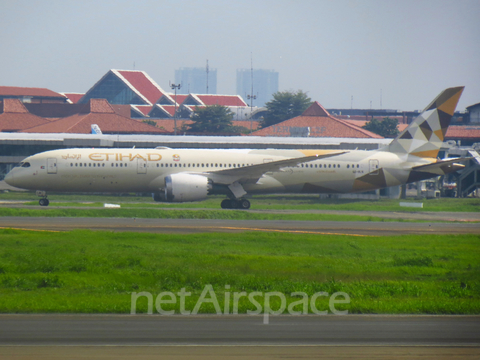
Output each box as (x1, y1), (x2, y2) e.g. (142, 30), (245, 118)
(1, 0), (479, 111)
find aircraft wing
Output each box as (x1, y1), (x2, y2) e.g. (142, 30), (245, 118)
(411, 158), (465, 175)
(206, 151), (347, 185)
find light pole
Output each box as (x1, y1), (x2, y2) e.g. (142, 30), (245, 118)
(170, 82), (181, 135)
(247, 94), (256, 132)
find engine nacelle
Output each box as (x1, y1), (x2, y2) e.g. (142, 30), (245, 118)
(164, 173), (211, 202)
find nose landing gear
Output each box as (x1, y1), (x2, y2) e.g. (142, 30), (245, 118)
(220, 198), (250, 209)
(36, 190), (49, 206)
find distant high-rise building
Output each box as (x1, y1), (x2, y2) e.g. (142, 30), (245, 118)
(175, 67), (217, 95)
(236, 69), (278, 108)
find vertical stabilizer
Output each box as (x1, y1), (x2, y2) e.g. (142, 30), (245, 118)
(383, 87), (464, 158)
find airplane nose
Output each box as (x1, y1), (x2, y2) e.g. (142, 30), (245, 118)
(4, 171), (15, 186)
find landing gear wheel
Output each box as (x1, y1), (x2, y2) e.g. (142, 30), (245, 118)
(221, 199), (232, 209)
(39, 198), (49, 206)
(220, 198), (251, 210)
(239, 199), (250, 209)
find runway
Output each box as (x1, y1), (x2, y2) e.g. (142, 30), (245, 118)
(0, 315), (478, 359)
(1, 314), (479, 346)
(0, 216), (478, 236)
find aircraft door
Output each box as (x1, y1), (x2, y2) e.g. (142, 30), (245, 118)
(137, 158), (147, 174)
(47, 158), (57, 174)
(369, 159), (379, 175)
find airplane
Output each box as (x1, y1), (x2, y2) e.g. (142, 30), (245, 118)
(4, 86), (465, 209)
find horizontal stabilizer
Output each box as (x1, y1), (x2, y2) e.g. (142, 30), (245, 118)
(412, 158), (465, 174)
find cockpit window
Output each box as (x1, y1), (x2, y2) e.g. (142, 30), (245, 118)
(15, 162), (30, 168)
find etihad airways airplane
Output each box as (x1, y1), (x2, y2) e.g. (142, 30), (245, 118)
(5, 87), (465, 209)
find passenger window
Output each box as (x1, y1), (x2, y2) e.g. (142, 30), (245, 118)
(70, 163), (73, 167)
(328, 164), (331, 168)
(80, 163), (82, 167)
(120, 163), (123, 167)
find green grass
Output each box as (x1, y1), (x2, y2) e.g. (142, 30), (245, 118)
(0, 229), (478, 314)
(2, 191), (479, 212)
(0, 207), (430, 223)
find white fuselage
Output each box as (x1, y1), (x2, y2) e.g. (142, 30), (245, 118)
(5, 147), (412, 195)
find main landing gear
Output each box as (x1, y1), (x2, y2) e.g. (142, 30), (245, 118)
(221, 198), (250, 210)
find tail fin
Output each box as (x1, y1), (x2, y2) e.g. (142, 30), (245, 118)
(383, 86), (464, 158)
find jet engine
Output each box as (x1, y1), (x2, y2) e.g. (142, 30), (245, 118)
(154, 173), (211, 202)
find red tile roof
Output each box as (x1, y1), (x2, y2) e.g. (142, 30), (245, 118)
(160, 105), (176, 117)
(61, 93), (84, 104)
(340, 119), (408, 133)
(116, 70), (166, 104)
(0, 86), (66, 99)
(21, 99), (167, 134)
(172, 94), (188, 105)
(131, 105), (153, 116)
(143, 119), (259, 133)
(89, 99), (115, 113)
(302, 101), (330, 117)
(0, 99), (52, 132)
(195, 94), (247, 106)
(250, 101), (383, 138)
(446, 126), (480, 139)
(21, 113), (167, 134)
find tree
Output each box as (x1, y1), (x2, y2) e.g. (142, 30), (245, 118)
(188, 105), (237, 134)
(260, 90), (312, 128)
(362, 117), (399, 138)
(142, 119), (158, 127)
